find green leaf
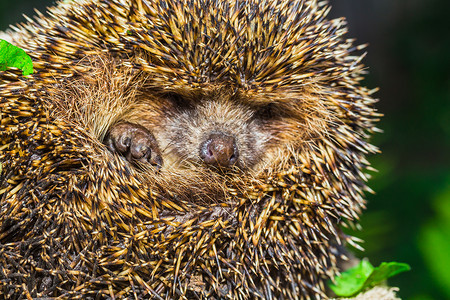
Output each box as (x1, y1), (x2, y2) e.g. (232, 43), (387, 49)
(328, 259), (411, 297)
(365, 262), (411, 288)
(0, 39), (33, 75)
(328, 259), (374, 297)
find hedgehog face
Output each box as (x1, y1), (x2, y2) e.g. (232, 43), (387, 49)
(135, 89), (302, 172)
(157, 92), (268, 170)
(112, 83), (329, 195)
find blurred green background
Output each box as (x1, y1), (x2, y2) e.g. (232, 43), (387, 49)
(1, 0), (449, 299)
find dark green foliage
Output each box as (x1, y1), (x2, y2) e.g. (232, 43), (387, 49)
(330, 0), (450, 299)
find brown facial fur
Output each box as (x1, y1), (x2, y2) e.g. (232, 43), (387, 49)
(47, 55), (333, 204)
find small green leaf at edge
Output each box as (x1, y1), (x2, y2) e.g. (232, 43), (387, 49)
(363, 262), (411, 290)
(0, 39), (33, 76)
(328, 260), (411, 298)
(328, 259), (374, 297)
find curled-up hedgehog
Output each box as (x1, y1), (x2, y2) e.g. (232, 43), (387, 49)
(0, 0), (382, 298)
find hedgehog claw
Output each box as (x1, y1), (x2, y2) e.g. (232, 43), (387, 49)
(105, 122), (163, 169)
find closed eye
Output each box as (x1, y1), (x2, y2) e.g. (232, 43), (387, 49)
(254, 103), (283, 120)
(164, 92), (193, 111)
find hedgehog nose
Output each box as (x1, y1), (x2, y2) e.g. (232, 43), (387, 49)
(200, 132), (238, 167)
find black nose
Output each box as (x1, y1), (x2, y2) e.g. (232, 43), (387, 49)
(199, 132), (238, 167)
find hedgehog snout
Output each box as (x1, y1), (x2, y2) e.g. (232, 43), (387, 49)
(199, 132), (239, 167)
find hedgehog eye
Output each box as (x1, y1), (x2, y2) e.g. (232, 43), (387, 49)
(255, 103), (278, 120)
(165, 92), (192, 110)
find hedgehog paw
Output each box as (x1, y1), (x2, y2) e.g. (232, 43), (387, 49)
(105, 122), (163, 169)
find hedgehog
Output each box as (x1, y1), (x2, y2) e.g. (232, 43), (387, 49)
(0, 0), (381, 299)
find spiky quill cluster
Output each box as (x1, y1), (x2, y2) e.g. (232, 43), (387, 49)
(0, 0), (380, 299)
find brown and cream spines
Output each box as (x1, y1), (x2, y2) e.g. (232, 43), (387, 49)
(0, 0), (380, 298)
